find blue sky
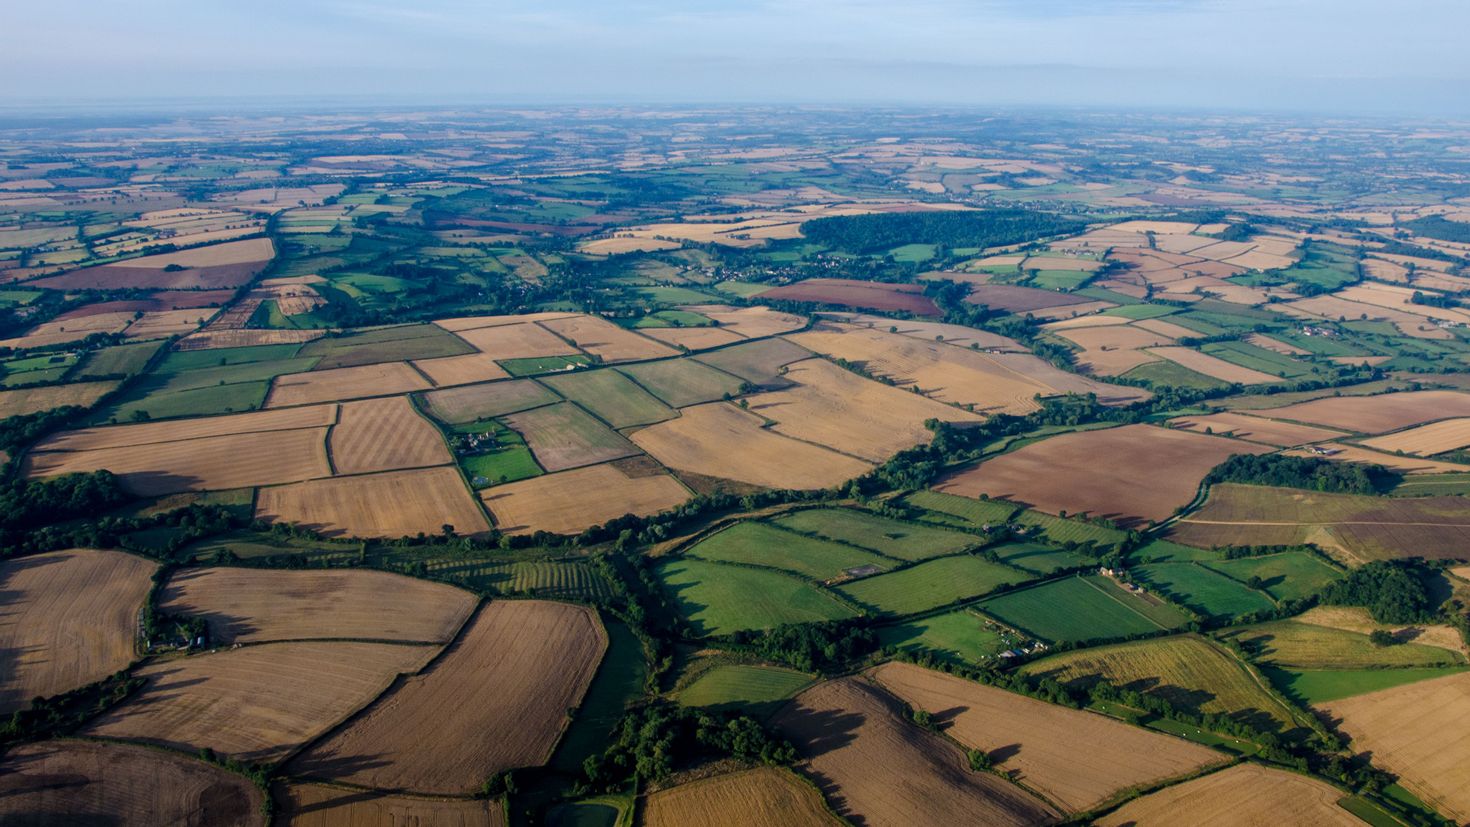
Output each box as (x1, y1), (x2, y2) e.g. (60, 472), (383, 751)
(3, 0), (1468, 115)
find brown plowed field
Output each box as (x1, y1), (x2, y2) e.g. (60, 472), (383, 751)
(630, 401), (871, 490)
(540, 314), (678, 362)
(329, 396), (451, 475)
(161, 568), (475, 644)
(267, 362), (432, 408)
(0, 549), (156, 713)
(482, 462), (690, 535)
(86, 641), (436, 764)
(1321, 671), (1470, 822)
(758, 278), (941, 316)
(26, 426), (331, 496)
(290, 600), (607, 794)
(411, 353), (510, 387)
(421, 378), (559, 423)
(1167, 411), (1345, 446)
(1245, 390), (1470, 434)
(1363, 417), (1470, 456)
(0, 740), (264, 827)
(255, 466), (491, 538)
(643, 767), (841, 827)
(746, 358), (981, 462)
(33, 404), (338, 452)
(936, 424), (1267, 527)
(773, 677), (1057, 827)
(453, 321), (581, 359)
(280, 784), (505, 827)
(1096, 764), (1358, 827)
(869, 662), (1223, 812)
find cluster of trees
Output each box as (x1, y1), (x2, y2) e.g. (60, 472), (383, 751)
(1322, 561), (1434, 624)
(1409, 290), (1462, 309)
(1402, 215), (1470, 245)
(580, 702), (795, 791)
(0, 471), (131, 535)
(1205, 454), (1395, 495)
(798, 210), (1084, 254)
(728, 620), (878, 673)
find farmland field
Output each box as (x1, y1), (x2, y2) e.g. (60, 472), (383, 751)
(329, 395), (451, 474)
(541, 368), (675, 428)
(876, 609), (1006, 663)
(676, 663), (814, 714)
(692, 336), (813, 385)
(1201, 552), (1343, 602)
(834, 555), (1020, 616)
(1363, 417), (1470, 455)
(299, 323), (474, 369)
(991, 541), (1094, 574)
(1133, 562), (1278, 618)
(1263, 665), (1468, 704)
(1224, 618), (1465, 670)
(1244, 390), (1470, 433)
(267, 361), (431, 407)
(772, 507), (977, 561)
(979, 576), (1186, 643)
(501, 402), (640, 471)
(421, 377), (559, 423)
(255, 466), (491, 538)
(616, 357), (746, 407)
(685, 521), (893, 580)
(758, 278), (940, 315)
(1096, 763), (1360, 827)
(656, 558), (856, 636)
(280, 784), (506, 827)
(643, 768), (840, 827)
(481, 461), (689, 535)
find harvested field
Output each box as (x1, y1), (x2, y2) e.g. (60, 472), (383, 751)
(0, 549), (156, 713)
(0, 740), (264, 827)
(693, 336), (813, 385)
(420, 378), (558, 424)
(329, 395), (450, 475)
(758, 278), (940, 315)
(1294, 605), (1468, 656)
(643, 767), (841, 827)
(280, 784), (505, 827)
(935, 424), (1265, 527)
(541, 368), (674, 428)
(870, 662), (1223, 813)
(747, 358), (981, 462)
(966, 284), (1098, 313)
(1148, 347), (1279, 384)
(1287, 442), (1470, 474)
(87, 642), (436, 763)
(501, 402), (640, 471)
(687, 305), (807, 339)
(835, 313), (1027, 351)
(297, 324), (475, 371)
(482, 462), (690, 535)
(1362, 417), (1470, 456)
(0, 379), (118, 418)
(774, 677), (1057, 827)
(34, 404), (336, 452)
(434, 313), (580, 332)
(255, 466), (490, 538)
(1167, 411), (1345, 446)
(640, 324), (745, 350)
(630, 401), (871, 490)
(452, 321), (580, 360)
(291, 601), (607, 794)
(1245, 390), (1470, 433)
(160, 567), (475, 644)
(411, 353), (510, 387)
(267, 362), (431, 408)
(30, 238), (274, 290)
(26, 426), (331, 495)
(617, 358), (745, 407)
(540, 314), (677, 362)
(1321, 671), (1470, 822)
(1095, 763), (1359, 827)
(1170, 483), (1470, 564)
(1224, 619), (1462, 670)
(177, 328), (325, 350)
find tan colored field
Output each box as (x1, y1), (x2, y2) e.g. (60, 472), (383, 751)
(161, 567), (475, 644)
(482, 462), (690, 535)
(177, 328), (325, 350)
(643, 767), (841, 827)
(1148, 347), (1279, 384)
(579, 235), (682, 255)
(630, 401), (871, 490)
(690, 305), (807, 339)
(639, 324), (745, 350)
(281, 784), (505, 827)
(0, 549), (155, 713)
(86, 641), (436, 764)
(125, 308), (214, 339)
(0, 740), (264, 827)
(1096, 764), (1358, 827)
(1295, 606), (1467, 656)
(256, 466), (490, 538)
(747, 358), (981, 462)
(1337, 283), (1470, 325)
(1168, 411), (1344, 446)
(774, 677), (1057, 827)
(27, 426), (331, 496)
(268, 363), (432, 408)
(1245, 390), (1470, 433)
(420, 378), (558, 424)
(832, 313), (1028, 351)
(0, 311), (136, 349)
(291, 600), (607, 794)
(1286, 443), (1470, 474)
(1027, 300), (1118, 321)
(869, 662), (1223, 812)
(453, 321), (581, 359)
(540, 314), (677, 362)
(1055, 325), (1175, 368)
(1279, 295), (1452, 340)
(330, 395), (450, 475)
(411, 353), (510, 386)
(0, 379), (119, 418)
(1133, 318), (1208, 340)
(433, 312), (580, 332)
(1246, 332), (1311, 355)
(1362, 417), (1470, 456)
(33, 404), (337, 452)
(1043, 315), (1133, 331)
(937, 424), (1267, 527)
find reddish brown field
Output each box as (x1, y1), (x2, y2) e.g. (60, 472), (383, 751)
(329, 395), (451, 475)
(1245, 390), (1470, 433)
(758, 278), (941, 316)
(31, 238), (275, 291)
(56, 289), (236, 319)
(290, 600), (608, 794)
(965, 284), (1097, 313)
(0, 740), (264, 827)
(0, 549), (156, 713)
(936, 424), (1268, 527)
(280, 784), (505, 827)
(773, 677), (1057, 827)
(160, 567), (476, 644)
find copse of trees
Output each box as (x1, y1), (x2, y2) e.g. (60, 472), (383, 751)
(1205, 453), (1395, 495)
(728, 620), (878, 673)
(1322, 561), (1434, 624)
(798, 209), (1084, 254)
(1401, 215), (1470, 245)
(580, 702), (795, 791)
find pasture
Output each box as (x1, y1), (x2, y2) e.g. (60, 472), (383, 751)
(876, 609), (1006, 663)
(656, 558), (856, 636)
(685, 521), (892, 580)
(1201, 552), (1343, 602)
(299, 323), (474, 369)
(978, 576), (1185, 643)
(773, 507), (976, 561)
(643, 768), (841, 827)
(834, 555), (1020, 616)
(1133, 562), (1277, 618)
(677, 663), (814, 714)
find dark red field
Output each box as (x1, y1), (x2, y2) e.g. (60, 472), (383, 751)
(759, 278), (941, 315)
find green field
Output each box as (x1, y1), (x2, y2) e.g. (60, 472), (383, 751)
(1013, 510), (1130, 553)
(1388, 473), (1470, 497)
(617, 358), (744, 407)
(990, 542), (1093, 575)
(100, 353), (318, 421)
(772, 508), (976, 561)
(676, 663), (812, 715)
(1121, 360), (1228, 391)
(1202, 552), (1343, 602)
(1222, 620), (1465, 670)
(979, 575), (1177, 642)
(155, 343), (304, 372)
(1101, 303), (1178, 320)
(657, 558), (855, 637)
(877, 609), (1006, 664)
(427, 558), (615, 601)
(638, 285), (722, 304)
(1027, 269), (1090, 290)
(1262, 665), (1468, 705)
(73, 341), (163, 378)
(500, 354), (593, 377)
(632, 309), (715, 328)
(102, 380), (270, 422)
(834, 555), (1019, 616)
(905, 489), (1018, 528)
(552, 621), (648, 774)
(542, 368), (675, 428)
(299, 323), (474, 369)
(455, 420), (541, 487)
(1134, 562), (1277, 618)
(685, 521), (892, 580)
(1202, 341), (1316, 379)
(1129, 539), (1222, 563)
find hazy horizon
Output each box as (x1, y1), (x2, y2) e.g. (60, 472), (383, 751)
(4, 0), (1469, 117)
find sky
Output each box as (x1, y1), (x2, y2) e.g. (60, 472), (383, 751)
(3, 0), (1469, 116)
